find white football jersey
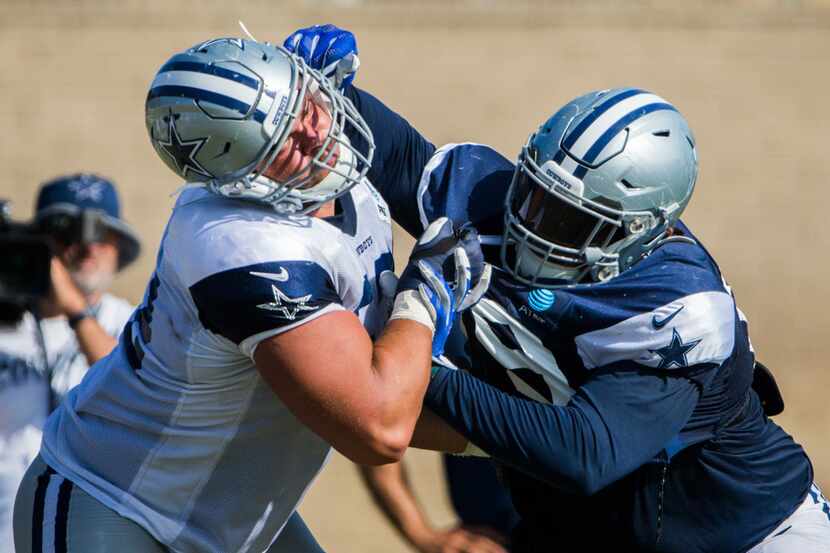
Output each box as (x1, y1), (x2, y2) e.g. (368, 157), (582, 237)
(0, 294), (133, 553)
(40, 181), (394, 553)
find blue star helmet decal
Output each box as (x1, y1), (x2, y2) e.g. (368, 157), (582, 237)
(155, 113), (213, 179)
(649, 328), (702, 369)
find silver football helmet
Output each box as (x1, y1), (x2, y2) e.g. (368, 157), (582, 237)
(145, 37), (374, 214)
(502, 88), (698, 287)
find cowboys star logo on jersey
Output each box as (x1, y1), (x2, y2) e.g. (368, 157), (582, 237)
(649, 328), (702, 369)
(257, 284), (320, 320)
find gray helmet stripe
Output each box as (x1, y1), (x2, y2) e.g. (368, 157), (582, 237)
(157, 60), (260, 90)
(148, 70), (268, 122)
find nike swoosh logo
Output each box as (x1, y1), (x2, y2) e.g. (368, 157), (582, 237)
(652, 305), (684, 329)
(250, 269), (289, 282)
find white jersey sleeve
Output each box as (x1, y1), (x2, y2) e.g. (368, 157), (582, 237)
(180, 226), (347, 359)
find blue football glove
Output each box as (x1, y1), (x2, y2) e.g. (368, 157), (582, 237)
(283, 24), (359, 89)
(393, 217), (492, 358)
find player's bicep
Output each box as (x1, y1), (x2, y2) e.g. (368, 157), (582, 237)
(252, 309), (379, 453)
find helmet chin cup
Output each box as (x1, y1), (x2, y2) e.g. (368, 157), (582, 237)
(513, 245), (584, 285)
(583, 247), (605, 265)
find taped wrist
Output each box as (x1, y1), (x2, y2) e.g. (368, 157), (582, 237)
(389, 290), (435, 334)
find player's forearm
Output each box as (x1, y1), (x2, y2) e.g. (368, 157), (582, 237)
(73, 317), (118, 365)
(358, 462), (436, 546)
(410, 407), (467, 453)
(363, 319), (433, 460)
(424, 367), (606, 493)
(425, 366), (699, 495)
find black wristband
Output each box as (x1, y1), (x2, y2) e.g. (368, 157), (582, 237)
(67, 306), (95, 329)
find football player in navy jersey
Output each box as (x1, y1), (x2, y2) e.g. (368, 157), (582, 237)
(284, 25), (830, 553)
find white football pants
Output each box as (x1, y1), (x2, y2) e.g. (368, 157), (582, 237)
(747, 482), (830, 553)
(14, 455), (326, 553)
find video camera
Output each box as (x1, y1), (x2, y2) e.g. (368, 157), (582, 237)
(0, 199), (110, 307)
(0, 200), (51, 307)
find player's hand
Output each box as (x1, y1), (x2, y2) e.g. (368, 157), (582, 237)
(413, 524), (509, 553)
(394, 217), (491, 357)
(283, 24), (359, 88)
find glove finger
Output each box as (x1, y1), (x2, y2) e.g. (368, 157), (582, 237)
(327, 37), (358, 86)
(458, 224), (485, 281)
(452, 247), (472, 309)
(317, 23), (339, 34)
(283, 32), (303, 52)
(323, 54), (359, 87)
(417, 217), (452, 247)
(296, 33), (323, 66)
(417, 260), (451, 314)
(325, 32), (358, 62)
(459, 263), (492, 311)
(416, 283), (438, 323)
(432, 355), (460, 371)
(378, 270), (399, 299)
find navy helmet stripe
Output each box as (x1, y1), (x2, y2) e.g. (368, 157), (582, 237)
(158, 60), (260, 90)
(147, 85), (266, 123)
(562, 88), (645, 150)
(572, 102), (677, 179)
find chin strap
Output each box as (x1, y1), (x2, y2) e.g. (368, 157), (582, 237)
(655, 235), (696, 247)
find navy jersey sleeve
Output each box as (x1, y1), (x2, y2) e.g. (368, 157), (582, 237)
(344, 85), (436, 236)
(425, 365), (703, 496)
(189, 260), (341, 346)
(344, 86), (514, 237)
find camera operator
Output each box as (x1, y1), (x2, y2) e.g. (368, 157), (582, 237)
(0, 173), (140, 552)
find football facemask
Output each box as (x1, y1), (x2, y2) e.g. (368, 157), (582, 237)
(503, 145), (658, 286)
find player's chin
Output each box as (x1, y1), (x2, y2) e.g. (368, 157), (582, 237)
(266, 151), (305, 182)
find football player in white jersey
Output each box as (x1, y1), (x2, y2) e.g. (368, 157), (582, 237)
(1, 174), (139, 552)
(13, 38), (488, 553)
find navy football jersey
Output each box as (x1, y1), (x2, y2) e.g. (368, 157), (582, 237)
(345, 86), (813, 553)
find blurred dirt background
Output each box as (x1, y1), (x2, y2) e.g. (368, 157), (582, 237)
(2, 1), (829, 551)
